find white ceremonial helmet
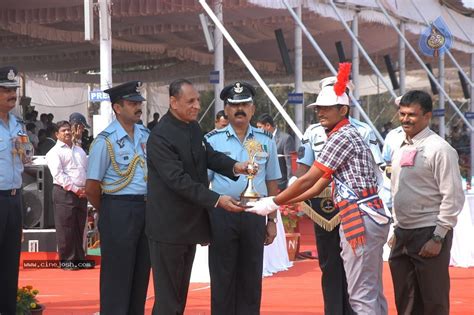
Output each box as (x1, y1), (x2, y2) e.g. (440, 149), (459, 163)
(306, 76), (353, 108)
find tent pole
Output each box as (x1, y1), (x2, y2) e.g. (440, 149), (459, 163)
(352, 11), (360, 120)
(199, 0), (304, 140)
(198, 99), (216, 124)
(294, 4), (304, 145)
(471, 53), (474, 181)
(439, 53), (446, 138)
(399, 21), (406, 95)
(99, 0), (113, 125)
(329, 1), (398, 100)
(213, 0), (224, 116)
(282, 0), (384, 144)
(375, 0), (474, 131)
(408, 0), (473, 88)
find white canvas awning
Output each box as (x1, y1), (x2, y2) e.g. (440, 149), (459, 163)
(0, 0), (472, 86)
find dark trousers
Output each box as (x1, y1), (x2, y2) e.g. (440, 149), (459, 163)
(389, 226), (453, 315)
(0, 192), (22, 315)
(99, 196), (150, 315)
(311, 197), (353, 315)
(52, 185), (87, 261)
(209, 208), (266, 315)
(148, 240), (196, 315)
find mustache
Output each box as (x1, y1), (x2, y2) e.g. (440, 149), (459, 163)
(234, 111), (247, 117)
(402, 122), (414, 126)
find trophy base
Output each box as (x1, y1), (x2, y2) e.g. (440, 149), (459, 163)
(239, 196), (260, 206)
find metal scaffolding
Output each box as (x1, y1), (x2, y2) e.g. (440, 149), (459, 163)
(283, 0), (384, 143)
(375, 0), (474, 131)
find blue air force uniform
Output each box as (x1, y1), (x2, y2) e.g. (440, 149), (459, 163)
(87, 120), (148, 195)
(380, 126), (405, 209)
(207, 125), (281, 198)
(86, 80), (150, 315)
(206, 125), (281, 315)
(205, 81), (281, 315)
(296, 117), (383, 315)
(0, 66), (28, 314)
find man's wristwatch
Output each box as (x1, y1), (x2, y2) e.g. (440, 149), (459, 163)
(431, 234), (444, 244)
(268, 217), (278, 224)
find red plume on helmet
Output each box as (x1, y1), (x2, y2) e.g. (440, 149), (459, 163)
(334, 62), (352, 96)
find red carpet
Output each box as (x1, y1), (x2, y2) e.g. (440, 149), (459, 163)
(19, 218), (474, 314)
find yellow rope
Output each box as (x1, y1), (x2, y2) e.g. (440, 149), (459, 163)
(100, 138), (147, 194)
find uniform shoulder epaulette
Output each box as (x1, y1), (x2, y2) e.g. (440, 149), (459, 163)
(14, 116), (24, 124)
(205, 128), (225, 139)
(139, 125), (150, 133)
(97, 130), (113, 139)
(255, 128), (272, 139)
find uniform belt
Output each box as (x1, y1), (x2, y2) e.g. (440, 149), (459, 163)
(0, 188), (20, 196)
(102, 194), (146, 202)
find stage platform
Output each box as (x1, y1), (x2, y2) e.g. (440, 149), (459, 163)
(18, 217), (474, 314)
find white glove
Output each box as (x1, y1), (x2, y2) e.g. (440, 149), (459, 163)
(245, 197), (279, 216)
(288, 176), (298, 187)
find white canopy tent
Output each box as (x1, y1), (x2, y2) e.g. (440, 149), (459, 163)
(0, 0), (471, 128)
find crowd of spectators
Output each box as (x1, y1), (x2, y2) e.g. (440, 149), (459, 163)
(24, 110), (93, 155)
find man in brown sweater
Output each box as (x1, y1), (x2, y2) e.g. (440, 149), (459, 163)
(389, 90), (465, 315)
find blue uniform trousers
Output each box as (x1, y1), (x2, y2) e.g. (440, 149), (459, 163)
(311, 197), (354, 315)
(0, 191), (22, 315)
(209, 208), (266, 315)
(99, 195), (150, 315)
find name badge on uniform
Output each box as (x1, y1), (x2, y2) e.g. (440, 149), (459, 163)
(118, 150), (131, 156)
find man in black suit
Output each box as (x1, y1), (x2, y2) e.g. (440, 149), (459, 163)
(256, 113), (295, 190)
(146, 79), (251, 315)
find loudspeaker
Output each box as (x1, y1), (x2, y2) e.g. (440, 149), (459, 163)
(274, 28), (293, 75)
(458, 71), (471, 99)
(21, 229), (57, 252)
(22, 164), (54, 229)
(425, 63), (439, 95)
(384, 54), (399, 90)
(335, 41), (347, 63)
